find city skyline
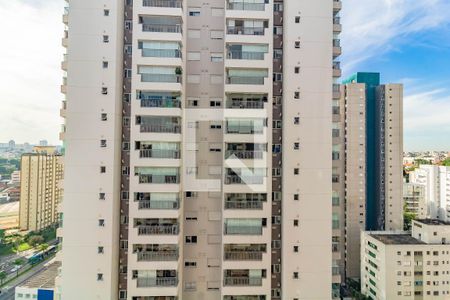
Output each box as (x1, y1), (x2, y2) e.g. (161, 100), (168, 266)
(1, 0), (450, 150)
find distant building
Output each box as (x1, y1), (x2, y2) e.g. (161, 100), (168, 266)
(403, 183), (427, 219)
(8, 140), (15, 149)
(10, 170), (21, 184)
(39, 140), (49, 147)
(19, 146), (63, 231)
(7, 187), (20, 202)
(361, 219), (450, 299)
(410, 165), (450, 221)
(15, 261), (61, 300)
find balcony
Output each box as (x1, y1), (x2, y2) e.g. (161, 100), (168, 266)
(227, 76), (264, 85)
(62, 7), (69, 24)
(137, 251), (178, 261)
(137, 199), (179, 209)
(227, 51), (265, 60)
(138, 91), (181, 108)
(333, 84), (341, 99)
(333, 17), (342, 33)
(226, 94), (267, 109)
(225, 150), (264, 160)
(225, 175), (264, 185)
(224, 297), (266, 300)
(227, 26), (265, 36)
(333, 0), (342, 12)
(227, 1), (266, 11)
(333, 39), (342, 58)
(142, 48), (181, 58)
(136, 276), (178, 288)
(224, 219), (263, 235)
(62, 30), (68, 48)
(143, 0), (182, 8)
(137, 116), (182, 134)
(224, 244), (266, 260)
(224, 277), (262, 286)
(139, 149), (180, 159)
(226, 119), (266, 134)
(138, 174), (179, 184)
(134, 191), (180, 209)
(140, 73), (182, 83)
(135, 219), (179, 235)
(225, 193), (266, 209)
(140, 16), (182, 33)
(333, 62), (341, 77)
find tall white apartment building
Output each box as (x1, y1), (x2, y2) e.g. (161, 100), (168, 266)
(410, 165), (450, 221)
(59, 0), (342, 299)
(361, 219), (450, 300)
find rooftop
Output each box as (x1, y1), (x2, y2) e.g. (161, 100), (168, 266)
(370, 233), (425, 245)
(20, 261), (60, 289)
(416, 219), (450, 226)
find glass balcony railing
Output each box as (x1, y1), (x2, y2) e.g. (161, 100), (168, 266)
(137, 199), (179, 209)
(136, 277), (178, 288)
(227, 51), (265, 60)
(227, 26), (265, 35)
(227, 99), (264, 108)
(140, 124), (181, 133)
(224, 251), (263, 260)
(137, 224), (179, 235)
(142, 23), (182, 33)
(142, 48), (181, 58)
(138, 174), (179, 184)
(137, 251), (179, 261)
(140, 73), (182, 83)
(139, 149), (180, 159)
(224, 200), (263, 209)
(225, 150), (264, 159)
(140, 98), (181, 108)
(143, 0), (182, 8)
(223, 277), (262, 286)
(224, 224), (262, 235)
(225, 175), (264, 184)
(227, 2), (265, 11)
(227, 76), (265, 85)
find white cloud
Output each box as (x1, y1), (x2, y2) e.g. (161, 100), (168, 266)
(341, 0), (450, 73)
(0, 0), (64, 145)
(403, 87), (450, 150)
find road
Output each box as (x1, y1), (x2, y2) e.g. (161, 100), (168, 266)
(0, 258), (54, 300)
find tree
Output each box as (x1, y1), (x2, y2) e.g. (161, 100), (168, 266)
(0, 229), (5, 243)
(38, 243), (49, 252)
(28, 235), (44, 247)
(13, 258), (24, 276)
(0, 271), (6, 284)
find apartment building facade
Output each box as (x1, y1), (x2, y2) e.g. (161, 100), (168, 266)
(410, 165), (450, 222)
(19, 146), (63, 231)
(60, 0), (342, 299)
(361, 219), (450, 300)
(404, 182), (427, 220)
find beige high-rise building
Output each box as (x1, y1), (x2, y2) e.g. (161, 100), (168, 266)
(59, 0), (342, 299)
(361, 219), (450, 300)
(19, 146), (63, 231)
(339, 74), (404, 280)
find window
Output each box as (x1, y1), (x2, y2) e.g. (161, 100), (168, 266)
(99, 219), (105, 227)
(211, 8), (224, 16)
(272, 215), (281, 224)
(274, 49), (283, 59)
(104, 9), (110, 16)
(97, 273), (103, 281)
(188, 29), (201, 38)
(294, 168), (299, 175)
(295, 41), (300, 48)
(271, 288), (281, 297)
(98, 246), (104, 254)
(99, 193), (106, 200)
(101, 87), (108, 95)
(187, 52), (201, 61)
(273, 144), (281, 153)
(294, 91), (300, 99)
(272, 168), (281, 177)
(293, 245), (299, 252)
(100, 166), (106, 173)
(125, 20), (132, 30)
(295, 16), (300, 23)
(273, 120), (282, 129)
(274, 26), (283, 35)
(294, 117), (300, 124)
(294, 194), (299, 201)
(102, 61), (108, 68)
(123, 93), (131, 102)
(293, 219), (299, 226)
(103, 35), (109, 43)
(124, 69), (132, 78)
(101, 113), (107, 121)
(187, 98), (198, 107)
(210, 100), (221, 107)
(185, 261), (197, 267)
(186, 236), (197, 244)
(293, 272), (299, 279)
(211, 53), (223, 62)
(272, 264), (281, 273)
(100, 140), (107, 147)
(294, 142), (300, 150)
(274, 3), (283, 11)
(295, 66), (300, 74)
(273, 73), (282, 82)
(210, 30), (224, 39)
(188, 7), (201, 16)
(119, 290), (127, 299)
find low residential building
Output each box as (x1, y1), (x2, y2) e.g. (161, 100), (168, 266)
(410, 165), (450, 221)
(404, 183), (427, 219)
(361, 219), (450, 300)
(10, 170), (21, 184)
(19, 146), (63, 231)
(15, 261), (61, 300)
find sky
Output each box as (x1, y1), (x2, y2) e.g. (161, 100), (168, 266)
(0, 0), (449, 150)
